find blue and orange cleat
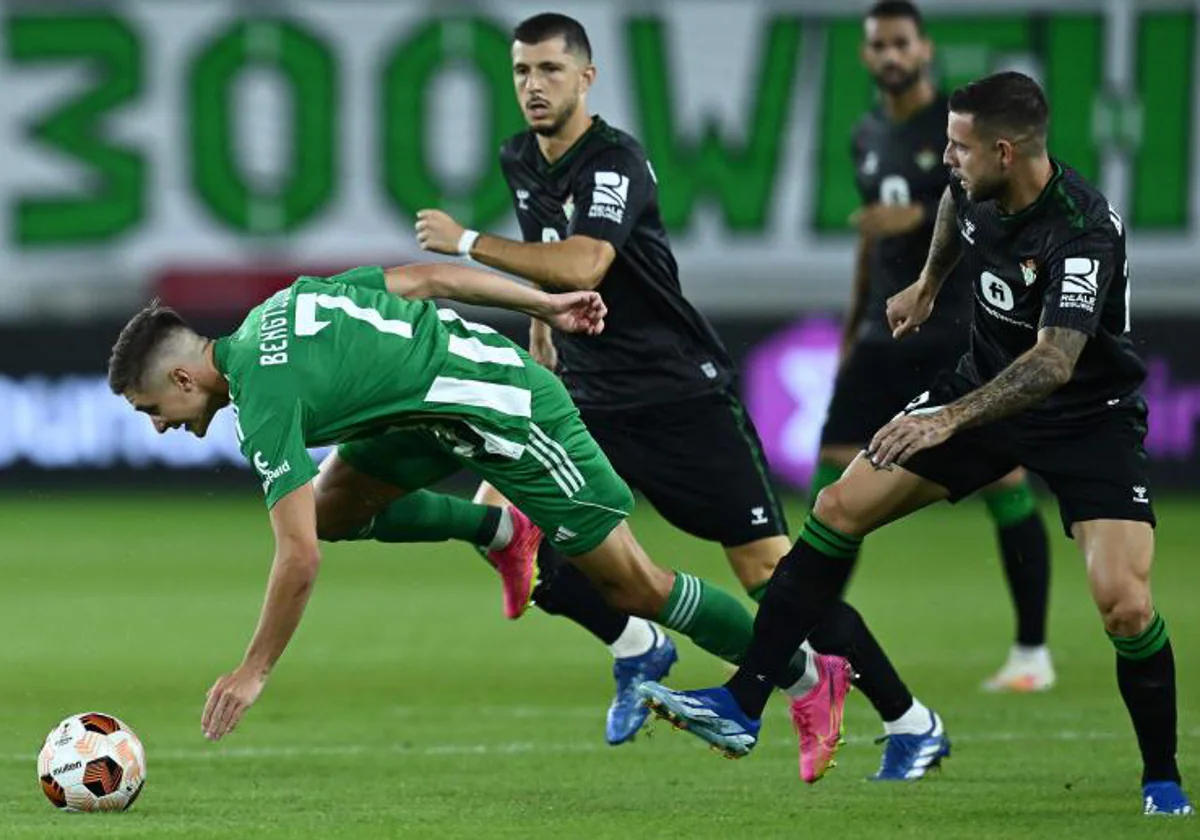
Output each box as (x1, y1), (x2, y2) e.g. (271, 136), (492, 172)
(637, 683), (760, 758)
(1143, 781), (1194, 816)
(606, 628), (678, 745)
(486, 507), (540, 620)
(870, 710), (951, 781)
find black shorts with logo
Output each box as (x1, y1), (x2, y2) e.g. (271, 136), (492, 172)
(901, 369), (1156, 537)
(821, 334), (968, 447)
(578, 387), (789, 547)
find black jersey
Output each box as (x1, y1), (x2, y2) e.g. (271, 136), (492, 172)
(852, 94), (972, 346)
(499, 116), (734, 409)
(950, 160), (1146, 424)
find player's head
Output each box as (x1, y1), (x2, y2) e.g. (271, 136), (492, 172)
(946, 71), (1050, 201)
(108, 300), (225, 438)
(511, 13), (595, 136)
(862, 1), (930, 95)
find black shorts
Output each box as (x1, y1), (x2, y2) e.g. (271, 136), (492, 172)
(579, 388), (789, 547)
(821, 335), (967, 446)
(901, 369), (1156, 537)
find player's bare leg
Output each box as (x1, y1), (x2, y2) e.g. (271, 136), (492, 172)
(566, 522), (753, 665)
(979, 468), (1055, 693)
(1073, 520), (1190, 813)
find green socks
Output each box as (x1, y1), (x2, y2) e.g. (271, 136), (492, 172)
(1110, 612), (1170, 660)
(981, 481), (1038, 528)
(360, 490), (501, 546)
(658, 572), (754, 665)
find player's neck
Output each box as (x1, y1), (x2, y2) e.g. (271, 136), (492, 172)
(201, 340), (230, 399)
(998, 156), (1055, 215)
(882, 79), (936, 122)
(537, 112), (595, 164)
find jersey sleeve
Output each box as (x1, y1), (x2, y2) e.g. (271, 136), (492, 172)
(1038, 231), (1115, 336)
(321, 265), (387, 291)
(235, 398), (318, 509)
(566, 147), (651, 249)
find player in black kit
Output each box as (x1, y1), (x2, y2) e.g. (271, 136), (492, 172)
(639, 71), (1193, 815)
(415, 12), (942, 783)
(819, 1), (1055, 693)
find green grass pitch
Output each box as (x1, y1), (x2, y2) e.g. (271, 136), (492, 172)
(1, 490), (1196, 838)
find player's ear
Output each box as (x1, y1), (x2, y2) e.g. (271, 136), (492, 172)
(920, 34), (933, 67)
(996, 137), (1016, 171)
(579, 61), (596, 93)
(170, 367), (195, 392)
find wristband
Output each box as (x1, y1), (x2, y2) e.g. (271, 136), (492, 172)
(457, 229), (480, 258)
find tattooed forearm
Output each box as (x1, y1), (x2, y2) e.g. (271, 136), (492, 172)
(945, 327), (1088, 430)
(919, 187), (963, 292)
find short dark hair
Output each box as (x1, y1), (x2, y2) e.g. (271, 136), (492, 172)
(866, 1), (925, 33)
(949, 71), (1050, 146)
(107, 299), (189, 395)
(513, 13), (592, 62)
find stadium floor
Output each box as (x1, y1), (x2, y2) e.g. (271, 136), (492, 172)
(2, 490), (1197, 837)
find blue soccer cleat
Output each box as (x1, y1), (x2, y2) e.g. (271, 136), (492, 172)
(870, 710), (951, 781)
(606, 629), (678, 745)
(637, 683), (761, 758)
(1143, 781), (1194, 816)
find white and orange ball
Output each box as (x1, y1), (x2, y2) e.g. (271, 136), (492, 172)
(37, 712), (146, 812)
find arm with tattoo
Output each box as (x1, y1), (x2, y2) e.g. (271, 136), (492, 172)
(944, 327), (1088, 430)
(917, 187), (963, 295)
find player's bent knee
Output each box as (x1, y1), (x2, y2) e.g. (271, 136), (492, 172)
(813, 481), (868, 535)
(1094, 586), (1154, 637)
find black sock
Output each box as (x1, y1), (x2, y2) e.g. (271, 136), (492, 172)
(997, 515), (1051, 647)
(809, 601), (913, 722)
(725, 515), (861, 719)
(531, 543), (629, 646)
(1111, 614), (1181, 784)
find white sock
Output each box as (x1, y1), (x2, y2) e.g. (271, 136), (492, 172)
(1011, 644), (1050, 663)
(783, 642), (820, 699)
(487, 508), (514, 551)
(609, 618), (658, 659)
(884, 699), (940, 736)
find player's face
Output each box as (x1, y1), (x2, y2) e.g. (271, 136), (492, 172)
(945, 111), (1006, 202)
(861, 16), (929, 95)
(126, 371), (219, 439)
(512, 37), (593, 136)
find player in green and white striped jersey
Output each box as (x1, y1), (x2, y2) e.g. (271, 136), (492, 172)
(107, 263), (759, 741)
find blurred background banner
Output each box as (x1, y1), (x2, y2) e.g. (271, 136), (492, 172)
(1, 0), (1197, 487)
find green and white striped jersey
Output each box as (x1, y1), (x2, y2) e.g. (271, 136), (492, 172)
(212, 266), (535, 507)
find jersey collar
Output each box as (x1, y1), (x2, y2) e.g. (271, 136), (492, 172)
(999, 159), (1064, 224)
(537, 115), (604, 174)
(212, 336), (230, 378)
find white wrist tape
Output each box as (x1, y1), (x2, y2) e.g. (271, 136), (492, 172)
(457, 229), (480, 258)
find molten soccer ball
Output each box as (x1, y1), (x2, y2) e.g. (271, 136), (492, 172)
(37, 712), (146, 812)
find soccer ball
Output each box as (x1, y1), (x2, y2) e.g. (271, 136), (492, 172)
(37, 712), (146, 812)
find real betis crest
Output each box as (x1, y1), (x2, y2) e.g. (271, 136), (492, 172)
(563, 196), (575, 221)
(1020, 258), (1038, 286)
(915, 149), (939, 171)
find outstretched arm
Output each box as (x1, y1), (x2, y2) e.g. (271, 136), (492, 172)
(385, 263), (606, 335)
(202, 482), (321, 740)
(414, 210), (614, 291)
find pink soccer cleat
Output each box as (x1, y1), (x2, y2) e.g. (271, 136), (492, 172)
(486, 507), (541, 620)
(789, 653), (854, 784)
